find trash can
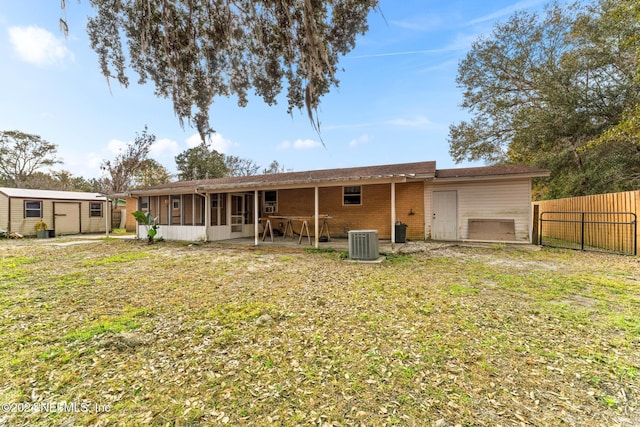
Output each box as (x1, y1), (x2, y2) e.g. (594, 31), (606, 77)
(395, 222), (407, 243)
(48, 229), (55, 238)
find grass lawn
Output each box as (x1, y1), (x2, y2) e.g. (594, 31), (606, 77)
(0, 238), (639, 426)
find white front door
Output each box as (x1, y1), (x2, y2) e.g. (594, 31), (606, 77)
(432, 191), (457, 241)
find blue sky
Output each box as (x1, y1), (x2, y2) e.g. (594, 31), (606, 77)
(0, 0), (549, 180)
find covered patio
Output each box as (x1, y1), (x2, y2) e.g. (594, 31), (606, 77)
(129, 161), (436, 248)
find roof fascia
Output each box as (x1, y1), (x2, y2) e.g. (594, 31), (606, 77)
(431, 172), (550, 183)
(129, 176), (417, 196)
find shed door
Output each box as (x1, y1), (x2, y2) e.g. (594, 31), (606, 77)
(54, 202), (81, 235)
(432, 191), (457, 241)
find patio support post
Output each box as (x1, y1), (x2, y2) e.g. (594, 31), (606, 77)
(204, 193), (210, 242)
(105, 198), (109, 238)
(391, 182), (396, 246)
(314, 186), (319, 248)
(254, 190), (259, 246)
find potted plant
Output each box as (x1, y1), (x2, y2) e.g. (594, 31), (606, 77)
(35, 220), (49, 238)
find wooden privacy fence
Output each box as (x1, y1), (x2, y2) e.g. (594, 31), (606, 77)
(533, 190), (640, 256)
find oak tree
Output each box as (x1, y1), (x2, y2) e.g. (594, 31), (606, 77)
(448, 0), (640, 198)
(175, 142), (228, 180)
(81, 0), (379, 139)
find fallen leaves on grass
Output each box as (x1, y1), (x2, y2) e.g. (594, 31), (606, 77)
(0, 239), (638, 426)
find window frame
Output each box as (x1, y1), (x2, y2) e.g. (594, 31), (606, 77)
(140, 196), (149, 211)
(24, 200), (43, 218)
(342, 185), (362, 206)
(263, 190), (278, 213)
(89, 202), (103, 218)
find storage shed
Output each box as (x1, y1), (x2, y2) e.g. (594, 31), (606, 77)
(0, 187), (108, 237)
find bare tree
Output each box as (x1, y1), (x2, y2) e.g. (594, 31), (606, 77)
(263, 160), (287, 174)
(225, 155), (260, 177)
(100, 126), (154, 193)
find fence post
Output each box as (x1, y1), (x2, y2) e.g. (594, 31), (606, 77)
(532, 205), (539, 245)
(633, 213), (637, 256)
(581, 212), (585, 251)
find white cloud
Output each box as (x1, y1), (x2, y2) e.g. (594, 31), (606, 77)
(388, 116), (436, 129)
(8, 26), (74, 66)
(349, 134), (369, 148)
(294, 139), (322, 149)
(209, 133), (234, 153)
(277, 141), (291, 150)
(466, 0), (545, 26)
(278, 138), (322, 150)
(57, 150), (104, 179)
(106, 139), (127, 154)
(185, 133), (203, 148)
(150, 138), (181, 157)
(390, 14), (444, 31)
(185, 132), (234, 153)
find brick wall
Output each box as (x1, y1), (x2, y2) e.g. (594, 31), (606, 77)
(395, 181), (425, 240)
(125, 197), (138, 231)
(275, 182), (424, 240)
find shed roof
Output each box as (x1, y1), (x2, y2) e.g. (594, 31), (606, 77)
(0, 187), (107, 201)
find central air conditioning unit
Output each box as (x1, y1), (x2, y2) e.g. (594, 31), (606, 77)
(348, 230), (379, 260)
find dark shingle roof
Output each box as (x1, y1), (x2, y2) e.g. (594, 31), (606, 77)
(129, 161), (549, 194)
(132, 161), (437, 193)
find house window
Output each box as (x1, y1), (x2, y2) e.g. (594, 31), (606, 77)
(89, 202), (103, 217)
(140, 196), (149, 211)
(263, 190), (277, 213)
(25, 200), (42, 218)
(172, 197), (180, 210)
(343, 186), (362, 205)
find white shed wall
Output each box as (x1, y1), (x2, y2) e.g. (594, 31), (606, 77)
(5, 198), (107, 236)
(424, 178), (532, 242)
(0, 193), (8, 230)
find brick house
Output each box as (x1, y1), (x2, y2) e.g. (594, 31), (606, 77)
(127, 161), (549, 246)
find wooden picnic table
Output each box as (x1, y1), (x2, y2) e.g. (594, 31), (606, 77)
(262, 215), (333, 244)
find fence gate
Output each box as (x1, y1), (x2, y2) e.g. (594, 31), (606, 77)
(539, 211), (637, 256)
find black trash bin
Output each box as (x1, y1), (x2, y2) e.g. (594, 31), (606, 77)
(394, 222), (407, 243)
